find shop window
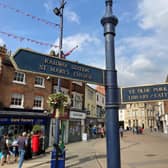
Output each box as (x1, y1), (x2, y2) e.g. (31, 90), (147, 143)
(10, 93), (24, 108)
(34, 76), (45, 88)
(13, 71), (25, 84)
(33, 96), (43, 109)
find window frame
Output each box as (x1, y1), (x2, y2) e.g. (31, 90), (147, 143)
(33, 96), (44, 110)
(10, 93), (24, 108)
(34, 76), (45, 88)
(13, 71), (26, 84)
(72, 92), (83, 110)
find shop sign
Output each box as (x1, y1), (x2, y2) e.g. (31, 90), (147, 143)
(11, 49), (105, 85)
(97, 118), (104, 123)
(0, 117), (47, 125)
(70, 111), (86, 119)
(121, 83), (168, 103)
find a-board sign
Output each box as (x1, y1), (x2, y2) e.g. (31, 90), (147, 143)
(11, 49), (105, 85)
(121, 83), (168, 103)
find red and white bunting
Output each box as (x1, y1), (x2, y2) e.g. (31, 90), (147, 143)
(0, 31), (59, 48)
(0, 2), (59, 28)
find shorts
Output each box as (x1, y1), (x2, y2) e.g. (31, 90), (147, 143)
(1, 150), (9, 158)
(0, 152), (4, 159)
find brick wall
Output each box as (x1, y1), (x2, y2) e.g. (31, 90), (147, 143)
(0, 63), (52, 109)
(0, 45), (7, 78)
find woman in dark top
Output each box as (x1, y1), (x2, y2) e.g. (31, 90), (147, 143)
(24, 133), (32, 160)
(0, 134), (10, 166)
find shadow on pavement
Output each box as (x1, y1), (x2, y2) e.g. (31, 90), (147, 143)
(66, 154), (106, 168)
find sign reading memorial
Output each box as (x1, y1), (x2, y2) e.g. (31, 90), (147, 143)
(11, 49), (105, 85)
(121, 83), (168, 103)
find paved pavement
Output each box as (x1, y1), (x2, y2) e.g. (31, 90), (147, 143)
(2, 130), (168, 168)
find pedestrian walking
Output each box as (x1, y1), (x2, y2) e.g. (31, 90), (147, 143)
(119, 126), (124, 138)
(0, 134), (10, 166)
(12, 135), (19, 162)
(17, 132), (28, 168)
(100, 126), (105, 138)
(24, 133), (32, 160)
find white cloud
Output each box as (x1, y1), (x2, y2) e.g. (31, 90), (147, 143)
(51, 33), (100, 52)
(0, 38), (5, 46)
(138, 0), (168, 31)
(116, 0), (168, 87)
(116, 34), (168, 86)
(50, 33), (105, 68)
(65, 9), (80, 24)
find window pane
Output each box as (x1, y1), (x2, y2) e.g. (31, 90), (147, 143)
(11, 93), (23, 106)
(35, 77), (44, 86)
(34, 96), (43, 108)
(14, 72), (25, 82)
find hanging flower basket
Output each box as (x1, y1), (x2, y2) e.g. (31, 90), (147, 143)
(47, 92), (71, 117)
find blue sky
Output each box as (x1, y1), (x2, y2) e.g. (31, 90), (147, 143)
(0, 0), (168, 87)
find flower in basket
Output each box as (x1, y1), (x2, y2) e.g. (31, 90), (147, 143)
(47, 92), (71, 116)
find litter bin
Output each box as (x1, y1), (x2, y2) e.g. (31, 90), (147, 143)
(50, 147), (65, 168)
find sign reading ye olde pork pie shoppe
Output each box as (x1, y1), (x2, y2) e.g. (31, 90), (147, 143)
(11, 49), (105, 85)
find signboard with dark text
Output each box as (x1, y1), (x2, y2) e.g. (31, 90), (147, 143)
(121, 83), (168, 103)
(11, 49), (105, 85)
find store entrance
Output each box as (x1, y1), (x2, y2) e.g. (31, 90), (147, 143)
(0, 124), (33, 137)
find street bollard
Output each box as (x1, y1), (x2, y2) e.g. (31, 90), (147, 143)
(50, 147), (65, 168)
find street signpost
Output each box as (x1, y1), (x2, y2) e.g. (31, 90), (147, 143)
(11, 48), (105, 168)
(121, 83), (168, 103)
(101, 0), (120, 168)
(11, 48), (105, 86)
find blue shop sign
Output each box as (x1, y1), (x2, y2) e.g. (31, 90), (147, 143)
(11, 49), (105, 85)
(0, 117), (47, 125)
(121, 83), (168, 103)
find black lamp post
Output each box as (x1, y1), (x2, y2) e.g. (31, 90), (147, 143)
(53, 0), (66, 147)
(51, 1), (66, 167)
(101, 1), (121, 168)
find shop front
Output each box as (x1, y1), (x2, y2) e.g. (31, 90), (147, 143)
(49, 109), (69, 146)
(68, 110), (86, 143)
(0, 109), (50, 147)
(85, 117), (97, 139)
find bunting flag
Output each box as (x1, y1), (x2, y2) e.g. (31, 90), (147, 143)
(0, 2), (59, 28)
(0, 31), (59, 48)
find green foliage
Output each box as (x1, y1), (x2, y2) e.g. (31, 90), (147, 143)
(47, 92), (71, 110)
(32, 125), (41, 134)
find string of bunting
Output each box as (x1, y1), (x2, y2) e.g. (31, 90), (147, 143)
(0, 31), (59, 48)
(0, 2), (59, 28)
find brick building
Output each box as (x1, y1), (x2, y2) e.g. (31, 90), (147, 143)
(0, 45), (86, 145)
(0, 46), (51, 147)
